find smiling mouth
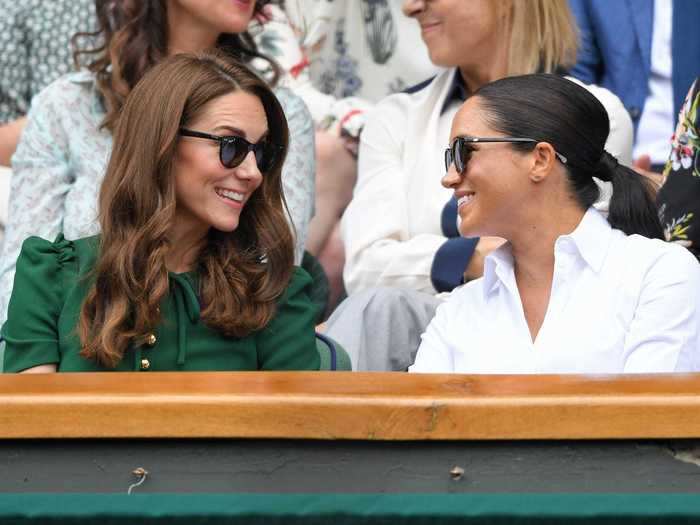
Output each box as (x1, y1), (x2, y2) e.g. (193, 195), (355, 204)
(457, 193), (475, 208)
(420, 21), (441, 33)
(216, 188), (245, 203)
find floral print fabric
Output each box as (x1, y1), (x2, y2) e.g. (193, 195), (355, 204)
(257, 1), (439, 137)
(0, 0), (97, 123)
(658, 78), (700, 259)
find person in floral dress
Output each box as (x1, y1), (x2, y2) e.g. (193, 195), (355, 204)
(658, 78), (700, 259)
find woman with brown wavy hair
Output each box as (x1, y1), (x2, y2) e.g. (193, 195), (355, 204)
(1, 52), (320, 373)
(0, 0), (316, 333)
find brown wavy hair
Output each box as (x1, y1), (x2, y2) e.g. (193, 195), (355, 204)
(73, 0), (280, 131)
(78, 51), (293, 368)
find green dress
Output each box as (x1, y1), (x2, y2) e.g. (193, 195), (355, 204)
(2, 235), (320, 372)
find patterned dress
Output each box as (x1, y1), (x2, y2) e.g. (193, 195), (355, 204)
(657, 78), (700, 260)
(0, 0), (97, 123)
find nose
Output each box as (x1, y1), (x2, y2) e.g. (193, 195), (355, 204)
(235, 150), (263, 183)
(441, 164), (462, 190)
(402, 0), (426, 17)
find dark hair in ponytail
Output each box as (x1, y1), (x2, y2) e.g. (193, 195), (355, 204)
(474, 74), (664, 240)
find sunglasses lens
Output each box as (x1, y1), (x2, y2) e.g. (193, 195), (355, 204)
(220, 140), (245, 168)
(255, 144), (276, 173)
(455, 141), (464, 173)
(444, 148), (452, 173)
(455, 139), (473, 173)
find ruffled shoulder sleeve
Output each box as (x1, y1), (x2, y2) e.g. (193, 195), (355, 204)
(2, 234), (76, 372)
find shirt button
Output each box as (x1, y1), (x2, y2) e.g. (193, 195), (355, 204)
(140, 358), (150, 371)
(629, 106), (641, 119)
(146, 333), (157, 346)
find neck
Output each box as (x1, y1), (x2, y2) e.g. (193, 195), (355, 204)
(458, 59), (509, 94)
(166, 4), (220, 56)
(509, 203), (586, 287)
(457, 31), (510, 93)
(165, 216), (208, 273)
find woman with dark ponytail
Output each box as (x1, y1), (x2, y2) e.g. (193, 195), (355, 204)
(411, 74), (700, 374)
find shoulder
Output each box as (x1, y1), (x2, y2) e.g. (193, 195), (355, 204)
(13, 235), (78, 287)
(19, 234), (99, 275)
(71, 235), (100, 274)
(366, 69), (454, 125)
(281, 266), (314, 298)
(271, 86), (313, 137)
(19, 234), (75, 262)
(565, 76), (627, 116)
(617, 233), (700, 282)
(36, 71), (96, 99)
(272, 86), (310, 116)
(27, 71), (99, 116)
(434, 279), (487, 319)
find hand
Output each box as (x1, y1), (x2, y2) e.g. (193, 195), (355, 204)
(633, 154), (664, 192)
(463, 236), (506, 282)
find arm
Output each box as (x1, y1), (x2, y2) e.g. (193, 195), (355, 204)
(567, 0), (602, 84)
(623, 246), (700, 373)
(2, 236), (70, 373)
(0, 117), (27, 166)
(0, 80), (76, 324)
(257, 267), (320, 370)
(20, 364), (58, 373)
(275, 88), (315, 265)
(342, 97), (450, 294)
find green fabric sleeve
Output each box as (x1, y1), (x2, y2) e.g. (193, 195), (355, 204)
(256, 266), (320, 371)
(2, 235), (74, 372)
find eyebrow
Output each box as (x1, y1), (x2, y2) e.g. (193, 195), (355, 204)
(212, 125), (270, 142)
(212, 125), (246, 137)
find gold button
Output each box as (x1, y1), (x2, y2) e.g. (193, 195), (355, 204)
(140, 358), (150, 371)
(146, 333), (157, 346)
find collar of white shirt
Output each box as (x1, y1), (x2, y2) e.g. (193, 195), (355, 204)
(481, 208), (615, 299)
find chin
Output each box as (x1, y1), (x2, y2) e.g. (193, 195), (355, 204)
(220, 11), (254, 32)
(427, 48), (454, 69)
(458, 220), (485, 239)
(213, 219), (240, 233)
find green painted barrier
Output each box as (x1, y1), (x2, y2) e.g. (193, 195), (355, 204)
(1, 493), (700, 524)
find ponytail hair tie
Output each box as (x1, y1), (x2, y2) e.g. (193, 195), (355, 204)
(594, 150), (618, 182)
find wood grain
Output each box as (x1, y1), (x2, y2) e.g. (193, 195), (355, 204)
(1, 372), (700, 440)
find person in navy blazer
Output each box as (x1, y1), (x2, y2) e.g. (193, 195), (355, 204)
(568, 0), (700, 135)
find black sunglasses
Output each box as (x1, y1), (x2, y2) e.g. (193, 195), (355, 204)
(179, 128), (282, 173)
(445, 136), (568, 174)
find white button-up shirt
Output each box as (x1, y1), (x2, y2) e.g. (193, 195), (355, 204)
(410, 209), (700, 374)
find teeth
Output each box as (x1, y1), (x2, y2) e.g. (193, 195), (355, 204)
(457, 194), (474, 207)
(216, 188), (244, 202)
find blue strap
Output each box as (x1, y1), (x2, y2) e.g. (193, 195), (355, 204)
(315, 332), (337, 371)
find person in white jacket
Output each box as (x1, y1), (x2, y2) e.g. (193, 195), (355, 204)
(255, 1), (440, 311)
(411, 73), (699, 374)
(324, 0), (634, 371)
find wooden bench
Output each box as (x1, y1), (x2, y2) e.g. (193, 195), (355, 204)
(2, 372), (700, 523)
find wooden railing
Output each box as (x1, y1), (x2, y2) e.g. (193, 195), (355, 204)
(2, 372), (700, 440)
